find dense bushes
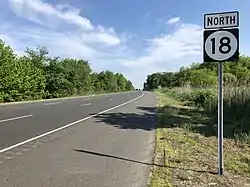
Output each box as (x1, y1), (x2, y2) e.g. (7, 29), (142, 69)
(145, 56), (250, 142)
(0, 40), (134, 102)
(167, 88), (216, 109)
(157, 86), (250, 142)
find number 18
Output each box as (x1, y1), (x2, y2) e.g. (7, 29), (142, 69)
(211, 37), (231, 54)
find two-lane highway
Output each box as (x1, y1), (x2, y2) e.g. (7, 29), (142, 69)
(0, 91), (156, 187)
(0, 91), (142, 150)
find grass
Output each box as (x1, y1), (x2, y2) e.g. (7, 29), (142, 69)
(149, 89), (250, 187)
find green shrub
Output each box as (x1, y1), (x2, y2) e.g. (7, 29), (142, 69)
(191, 89), (216, 108)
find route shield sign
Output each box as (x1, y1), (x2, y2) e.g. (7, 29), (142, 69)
(203, 28), (239, 62)
(203, 10), (240, 176)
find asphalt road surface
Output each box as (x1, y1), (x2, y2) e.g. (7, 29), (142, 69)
(0, 91), (156, 187)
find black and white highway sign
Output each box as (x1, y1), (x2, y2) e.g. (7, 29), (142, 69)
(203, 28), (239, 62)
(204, 11), (239, 29)
(203, 10), (240, 176)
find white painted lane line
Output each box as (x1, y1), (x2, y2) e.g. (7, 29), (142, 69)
(80, 103), (92, 107)
(44, 102), (60, 106)
(0, 114), (33, 123)
(0, 93), (144, 154)
(109, 98), (113, 101)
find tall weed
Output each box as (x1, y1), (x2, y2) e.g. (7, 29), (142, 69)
(169, 84), (250, 142)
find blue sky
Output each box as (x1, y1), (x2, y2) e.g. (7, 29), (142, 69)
(0, 0), (249, 88)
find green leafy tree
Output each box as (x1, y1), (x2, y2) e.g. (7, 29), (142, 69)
(144, 55), (250, 90)
(0, 40), (136, 103)
(116, 73), (127, 92)
(126, 80), (134, 90)
(0, 40), (43, 101)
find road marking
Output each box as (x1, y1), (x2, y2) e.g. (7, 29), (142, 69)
(0, 93), (144, 154)
(80, 103), (92, 107)
(0, 114), (33, 123)
(44, 102), (60, 106)
(109, 98), (113, 101)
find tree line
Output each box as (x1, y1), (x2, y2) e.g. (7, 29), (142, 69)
(0, 40), (134, 102)
(143, 55), (250, 90)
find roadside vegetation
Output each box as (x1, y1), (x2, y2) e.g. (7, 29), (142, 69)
(0, 40), (134, 103)
(145, 57), (250, 186)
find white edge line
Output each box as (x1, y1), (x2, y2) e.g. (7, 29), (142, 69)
(0, 93), (144, 154)
(0, 115), (33, 123)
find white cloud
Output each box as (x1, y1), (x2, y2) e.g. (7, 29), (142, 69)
(121, 24), (203, 88)
(167, 17), (180, 25)
(0, 0), (124, 70)
(9, 0), (93, 30)
(1, 0), (203, 88)
(122, 24), (202, 68)
(81, 31), (120, 46)
(8, 0), (122, 47)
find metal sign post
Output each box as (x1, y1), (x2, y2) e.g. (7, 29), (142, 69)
(218, 61), (223, 175)
(203, 11), (239, 175)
